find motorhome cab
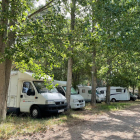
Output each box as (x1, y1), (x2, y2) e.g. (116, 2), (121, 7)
(7, 71), (67, 118)
(53, 81), (85, 109)
(77, 86), (105, 103)
(96, 87), (130, 102)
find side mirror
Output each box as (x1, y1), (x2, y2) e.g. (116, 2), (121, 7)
(27, 89), (35, 96)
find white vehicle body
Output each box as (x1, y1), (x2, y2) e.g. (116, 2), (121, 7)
(77, 86), (105, 102)
(96, 87), (130, 102)
(53, 80), (85, 109)
(7, 71), (67, 118)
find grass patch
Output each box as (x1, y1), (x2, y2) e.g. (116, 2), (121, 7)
(0, 114), (68, 139)
(0, 112), (82, 140)
(85, 100), (140, 114)
(0, 101), (140, 139)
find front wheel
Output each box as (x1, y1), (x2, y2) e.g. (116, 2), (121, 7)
(111, 98), (116, 102)
(30, 106), (41, 118)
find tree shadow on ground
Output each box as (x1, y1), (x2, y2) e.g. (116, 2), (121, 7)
(7, 105), (140, 140)
(48, 105), (140, 140)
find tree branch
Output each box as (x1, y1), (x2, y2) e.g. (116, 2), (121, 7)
(28, 0), (55, 19)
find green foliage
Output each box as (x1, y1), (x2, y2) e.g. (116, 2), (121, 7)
(1, 0), (140, 89)
(0, 0), (69, 84)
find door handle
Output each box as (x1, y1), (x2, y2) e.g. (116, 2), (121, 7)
(35, 97), (38, 99)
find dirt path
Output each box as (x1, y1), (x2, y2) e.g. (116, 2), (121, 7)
(11, 105), (140, 140)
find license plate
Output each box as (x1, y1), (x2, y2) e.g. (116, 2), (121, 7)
(80, 103), (83, 105)
(58, 109), (64, 113)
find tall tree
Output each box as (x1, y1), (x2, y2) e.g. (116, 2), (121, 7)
(0, 0), (56, 120)
(66, 0), (76, 112)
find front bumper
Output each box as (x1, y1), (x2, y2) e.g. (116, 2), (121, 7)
(38, 104), (67, 114)
(97, 98), (105, 102)
(71, 101), (85, 109)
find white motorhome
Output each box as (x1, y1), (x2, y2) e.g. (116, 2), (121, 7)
(77, 86), (105, 103)
(7, 71), (67, 118)
(96, 87), (130, 102)
(53, 80), (85, 109)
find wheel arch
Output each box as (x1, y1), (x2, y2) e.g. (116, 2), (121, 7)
(30, 104), (42, 118)
(30, 104), (41, 113)
(111, 98), (116, 102)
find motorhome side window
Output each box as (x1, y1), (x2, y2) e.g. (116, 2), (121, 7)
(88, 90), (91, 94)
(82, 89), (85, 93)
(22, 82), (35, 95)
(116, 89), (122, 92)
(100, 90), (104, 94)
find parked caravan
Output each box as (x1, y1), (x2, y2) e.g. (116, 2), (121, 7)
(53, 80), (85, 109)
(77, 86), (105, 103)
(7, 71), (67, 118)
(96, 87), (130, 102)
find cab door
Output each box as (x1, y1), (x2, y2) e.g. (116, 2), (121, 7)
(20, 81), (36, 112)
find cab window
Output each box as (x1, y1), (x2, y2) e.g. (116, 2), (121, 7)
(56, 87), (65, 96)
(22, 82), (35, 96)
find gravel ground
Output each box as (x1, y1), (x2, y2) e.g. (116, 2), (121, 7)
(11, 105), (140, 140)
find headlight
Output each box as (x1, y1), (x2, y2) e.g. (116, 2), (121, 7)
(73, 99), (78, 103)
(64, 99), (67, 103)
(45, 100), (55, 104)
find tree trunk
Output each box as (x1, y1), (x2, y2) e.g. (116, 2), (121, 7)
(0, 60), (12, 121)
(0, 0), (8, 121)
(106, 85), (110, 104)
(66, 58), (73, 113)
(72, 71), (79, 90)
(0, 0), (15, 121)
(138, 86), (140, 99)
(132, 85), (135, 95)
(66, 0), (76, 114)
(105, 59), (111, 105)
(91, 51), (97, 107)
(90, 3), (97, 107)
(0, 63), (6, 121)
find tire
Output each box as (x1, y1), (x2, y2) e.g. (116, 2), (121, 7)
(96, 100), (101, 103)
(16, 108), (20, 116)
(30, 106), (41, 118)
(111, 98), (116, 102)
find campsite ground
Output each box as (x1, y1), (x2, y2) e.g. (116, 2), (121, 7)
(8, 102), (140, 140)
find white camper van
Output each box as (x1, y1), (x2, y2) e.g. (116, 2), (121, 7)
(96, 87), (130, 102)
(53, 81), (85, 109)
(77, 86), (105, 103)
(7, 71), (67, 118)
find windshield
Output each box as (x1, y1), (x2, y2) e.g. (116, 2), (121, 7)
(33, 81), (58, 93)
(129, 92), (133, 96)
(96, 90), (100, 94)
(63, 86), (78, 95)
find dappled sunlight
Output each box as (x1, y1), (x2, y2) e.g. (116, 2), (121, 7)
(81, 130), (134, 140)
(2, 104), (140, 140)
(112, 110), (139, 117)
(44, 105), (140, 140)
